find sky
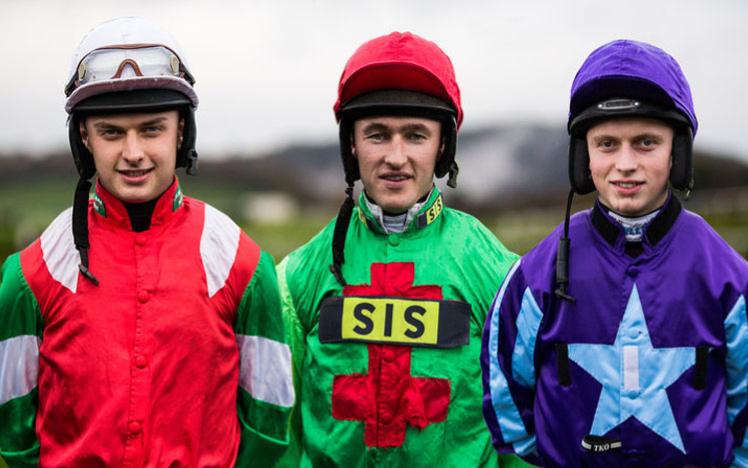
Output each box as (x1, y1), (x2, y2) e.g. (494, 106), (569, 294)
(1, 0), (747, 160)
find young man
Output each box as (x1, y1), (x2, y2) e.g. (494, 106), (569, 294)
(481, 39), (748, 466)
(276, 32), (520, 467)
(0, 17), (293, 466)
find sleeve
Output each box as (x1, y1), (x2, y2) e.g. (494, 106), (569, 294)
(480, 259), (542, 465)
(473, 236), (521, 325)
(272, 256), (307, 468)
(233, 250), (294, 468)
(0, 253), (42, 467)
(724, 292), (748, 467)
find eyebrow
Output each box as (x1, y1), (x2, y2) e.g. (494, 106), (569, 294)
(92, 122), (121, 131)
(92, 116), (168, 130)
(361, 122), (433, 135)
(589, 134), (617, 144)
(361, 122), (389, 133)
(635, 133), (664, 141)
(400, 123), (432, 135)
(139, 117), (168, 126)
(589, 132), (665, 143)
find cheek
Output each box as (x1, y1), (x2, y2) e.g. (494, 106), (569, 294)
(355, 150), (378, 174)
(588, 156), (606, 179)
(647, 152), (672, 178)
(89, 144), (117, 170)
(86, 136), (103, 155)
(152, 138), (179, 163)
(159, 133), (178, 150)
(415, 146), (440, 172)
(653, 162), (671, 184)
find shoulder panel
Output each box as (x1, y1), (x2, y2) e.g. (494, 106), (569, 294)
(39, 208), (79, 294)
(200, 204), (241, 297)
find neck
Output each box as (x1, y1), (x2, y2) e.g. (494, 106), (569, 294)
(603, 203), (664, 243)
(382, 212), (408, 233)
(363, 188), (433, 234)
(124, 197), (160, 232)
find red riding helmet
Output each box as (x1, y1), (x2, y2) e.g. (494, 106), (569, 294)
(334, 32), (463, 187)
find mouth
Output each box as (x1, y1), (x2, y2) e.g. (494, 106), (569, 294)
(612, 180), (643, 187)
(380, 173), (412, 182)
(610, 180), (644, 193)
(117, 167), (154, 183)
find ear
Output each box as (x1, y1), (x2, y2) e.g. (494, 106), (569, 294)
(177, 117), (185, 149)
(79, 120), (90, 150)
(350, 135), (357, 159)
(436, 122), (447, 160)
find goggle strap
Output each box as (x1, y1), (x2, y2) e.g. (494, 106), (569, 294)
(112, 59), (144, 78)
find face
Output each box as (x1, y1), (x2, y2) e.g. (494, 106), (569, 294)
(587, 117), (674, 217)
(353, 116), (442, 213)
(80, 111), (183, 203)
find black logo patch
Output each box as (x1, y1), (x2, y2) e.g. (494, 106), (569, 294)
(318, 296), (471, 348)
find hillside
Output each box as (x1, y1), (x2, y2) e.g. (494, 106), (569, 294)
(2, 123), (747, 211)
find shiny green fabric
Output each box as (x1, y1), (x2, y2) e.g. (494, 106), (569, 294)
(0, 253), (41, 467)
(278, 188), (519, 467)
(0, 390), (39, 468)
(235, 250), (292, 466)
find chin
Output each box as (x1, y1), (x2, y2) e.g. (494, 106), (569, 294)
(119, 190), (153, 204)
(382, 198), (415, 213)
(617, 204), (647, 217)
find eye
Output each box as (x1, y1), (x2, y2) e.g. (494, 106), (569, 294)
(142, 125), (165, 137)
(597, 138), (617, 150)
(635, 136), (662, 151)
(365, 132), (388, 143)
(98, 127), (122, 139)
(406, 132), (428, 142)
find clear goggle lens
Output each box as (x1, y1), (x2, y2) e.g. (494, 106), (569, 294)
(76, 45), (183, 86)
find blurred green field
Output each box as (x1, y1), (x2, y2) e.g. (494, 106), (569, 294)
(0, 177), (335, 262)
(492, 201), (748, 258)
(1, 178), (747, 261)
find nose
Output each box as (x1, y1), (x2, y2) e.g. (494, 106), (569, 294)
(122, 131), (145, 164)
(615, 144), (637, 173)
(383, 136), (407, 168)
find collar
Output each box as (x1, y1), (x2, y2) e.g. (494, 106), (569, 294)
(93, 177), (184, 230)
(591, 193), (682, 248)
(606, 209), (660, 242)
(357, 186), (445, 235)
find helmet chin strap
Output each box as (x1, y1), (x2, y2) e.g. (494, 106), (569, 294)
(73, 177), (99, 285)
(186, 149), (198, 176)
(329, 183), (355, 286)
(446, 161), (459, 188)
(554, 189), (575, 303)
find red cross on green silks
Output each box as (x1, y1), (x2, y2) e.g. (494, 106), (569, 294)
(331, 262), (451, 448)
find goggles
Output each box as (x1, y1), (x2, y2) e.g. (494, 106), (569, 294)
(65, 45), (193, 96)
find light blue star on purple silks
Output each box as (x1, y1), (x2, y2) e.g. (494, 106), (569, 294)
(568, 284), (695, 453)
